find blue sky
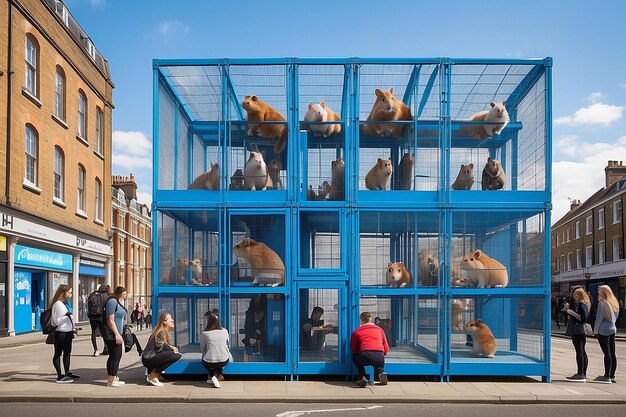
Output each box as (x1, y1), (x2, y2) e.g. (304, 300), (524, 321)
(66, 0), (626, 222)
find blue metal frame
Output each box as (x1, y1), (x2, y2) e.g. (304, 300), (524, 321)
(152, 57), (552, 381)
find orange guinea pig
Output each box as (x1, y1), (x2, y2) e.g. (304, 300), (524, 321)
(385, 262), (412, 288)
(459, 249), (508, 288)
(464, 319), (497, 358)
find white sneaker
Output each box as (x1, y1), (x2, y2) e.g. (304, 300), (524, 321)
(56, 375), (73, 384)
(93, 350), (100, 357)
(115, 377), (125, 386)
(211, 376), (220, 388)
(206, 378), (214, 386)
(147, 376), (163, 387)
(107, 380), (122, 388)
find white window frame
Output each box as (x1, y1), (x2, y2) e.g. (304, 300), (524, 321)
(53, 147), (64, 202)
(585, 245), (593, 267)
(575, 221), (581, 239)
(586, 215), (593, 235)
(25, 125), (37, 185)
(95, 178), (102, 221)
(567, 252), (572, 271)
(77, 165), (86, 213)
(95, 108), (103, 155)
(598, 208), (605, 230)
(567, 228), (571, 242)
(613, 201), (622, 224)
(556, 233), (560, 246)
(598, 240), (605, 264)
(613, 238), (623, 261)
(78, 91), (87, 140)
(25, 36), (37, 95)
(576, 249), (582, 269)
(54, 69), (65, 120)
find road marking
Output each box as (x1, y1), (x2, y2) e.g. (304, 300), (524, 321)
(277, 405), (383, 417)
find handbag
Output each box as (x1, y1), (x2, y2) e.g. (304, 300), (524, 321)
(574, 322), (594, 336)
(123, 325), (134, 353)
(45, 332), (55, 344)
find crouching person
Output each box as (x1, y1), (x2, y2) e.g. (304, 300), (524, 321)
(141, 312), (182, 387)
(350, 312), (390, 388)
(200, 314), (233, 388)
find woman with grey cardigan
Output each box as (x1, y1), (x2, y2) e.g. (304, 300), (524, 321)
(593, 285), (620, 384)
(200, 314), (232, 388)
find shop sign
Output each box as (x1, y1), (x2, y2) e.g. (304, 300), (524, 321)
(14, 245), (73, 272)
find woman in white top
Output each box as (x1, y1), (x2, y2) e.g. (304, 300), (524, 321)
(200, 314), (232, 388)
(50, 284), (77, 383)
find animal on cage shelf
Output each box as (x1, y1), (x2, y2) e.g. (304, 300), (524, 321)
(241, 95), (288, 153)
(167, 257), (188, 285)
(451, 163), (474, 190)
(188, 163), (219, 190)
(232, 238), (285, 287)
(375, 317), (395, 347)
(308, 181), (331, 201)
(397, 153), (414, 190)
(303, 101), (341, 137)
(329, 158), (345, 200)
(385, 261), (412, 287)
(463, 319), (497, 358)
(267, 159), (282, 189)
(417, 251), (439, 287)
(481, 157), (505, 190)
(365, 158), (393, 190)
(189, 258), (211, 286)
(461, 101), (510, 139)
(230, 169), (245, 190)
(459, 249), (508, 288)
(244, 152), (273, 190)
(451, 300), (463, 331)
(361, 88), (413, 137)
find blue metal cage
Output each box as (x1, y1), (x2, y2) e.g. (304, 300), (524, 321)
(152, 57), (552, 381)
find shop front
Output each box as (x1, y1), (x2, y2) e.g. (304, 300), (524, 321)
(0, 235), (7, 336)
(77, 260), (106, 322)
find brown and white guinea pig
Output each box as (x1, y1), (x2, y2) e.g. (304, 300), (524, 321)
(451, 300), (463, 331)
(417, 251), (438, 286)
(451, 163), (474, 190)
(230, 168), (245, 190)
(304, 101), (341, 137)
(481, 157), (505, 191)
(267, 159), (282, 189)
(459, 249), (508, 288)
(361, 88), (413, 137)
(189, 258), (203, 285)
(241, 95), (288, 153)
(464, 101), (510, 138)
(188, 163), (219, 190)
(232, 238), (285, 287)
(397, 153), (414, 191)
(385, 261), (412, 287)
(244, 152), (273, 191)
(365, 158), (393, 190)
(329, 157), (345, 200)
(464, 319), (497, 358)
(169, 257), (188, 285)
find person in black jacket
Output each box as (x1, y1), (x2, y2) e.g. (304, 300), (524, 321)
(87, 284), (110, 357)
(564, 286), (592, 382)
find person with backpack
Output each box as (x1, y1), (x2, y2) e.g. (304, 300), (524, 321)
(593, 285), (620, 384)
(103, 286), (128, 387)
(142, 312), (182, 387)
(87, 284), (110, 357)
(50, 284), (78, 383)
(564, 286), (592, 382)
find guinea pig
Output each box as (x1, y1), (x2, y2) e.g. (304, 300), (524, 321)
(361, 88), (413, 137)
(451, 163), (474, 190)
(365, 158), (393, 190)
(241, 95), (288, 153)
(232, 238), (285, 287)
(464, 319), (497, 358)
(304, 101), (341, 137)
(459, 249), (508, 288)
(385, 261), (412, 287)
(451, 300), (463, 331)
(244, 152), (273, 191)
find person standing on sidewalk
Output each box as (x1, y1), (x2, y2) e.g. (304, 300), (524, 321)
(200, 313), (232, 388)
(350, 312), (390, 388)
(50, 284), (78, 383)
(564, 286), (591, 382)
(103, 286), (128, 387)
(551, 296), (561, 329)
(142, 312), (182, 387)
(592, 285), (619, 384)
(87, 284), (110, 357)
(136, 302), (144, 331)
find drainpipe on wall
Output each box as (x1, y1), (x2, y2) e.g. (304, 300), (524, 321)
(5, 1), (13, 206)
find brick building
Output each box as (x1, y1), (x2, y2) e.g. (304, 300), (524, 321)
(111, 174), (152, 313)
(0, 0), (113, 335)
(552, 161), (626, 327)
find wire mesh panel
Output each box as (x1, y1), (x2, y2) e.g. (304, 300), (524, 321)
(360, 211), (440, 287)
(229, 294), (286, 363)
(360, 295), (438, 364)
(231, 214), (286, 286)
(299, 288), (340, 363)
(187, 133), (221, 191)
(195, 296), (220, 344)
(451, 212), (545, 288)
(449, 295), (544, 364)
(300, 211), (341, 270)
(157, 210), (219, 287)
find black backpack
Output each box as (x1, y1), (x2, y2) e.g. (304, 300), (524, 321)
(87, 290), (107, 320)
(40, 308), (56, 335)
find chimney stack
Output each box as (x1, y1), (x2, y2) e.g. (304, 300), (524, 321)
(605, 160), (626, 188)
(111, 173), (138, 200)
(570, 199), (581, 211)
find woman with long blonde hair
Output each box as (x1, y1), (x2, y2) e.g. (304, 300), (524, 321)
(564, 286), (591, 382)
(141, 312), (182, 387)
(592, 285), (619, 383)
(50, 284), (77, 383)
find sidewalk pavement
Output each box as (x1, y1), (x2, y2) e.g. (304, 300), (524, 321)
(0, 327), (625, 404)
(550, 322), (626, 340)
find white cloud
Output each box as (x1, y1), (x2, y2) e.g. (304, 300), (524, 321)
(112, 154), (152, 170)
(112, 130), (151, 156)
(622, 83), (626, 89)
(587, 92), (603, 103)
(136, 191), (152, 207)
(158, 20), (190, 36)
(552, 135), (626, 224)
(88, 0), (106, 8)
(554, 103), (623, 126)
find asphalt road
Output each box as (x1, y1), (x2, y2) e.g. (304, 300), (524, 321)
(2, 403), (626, 417)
